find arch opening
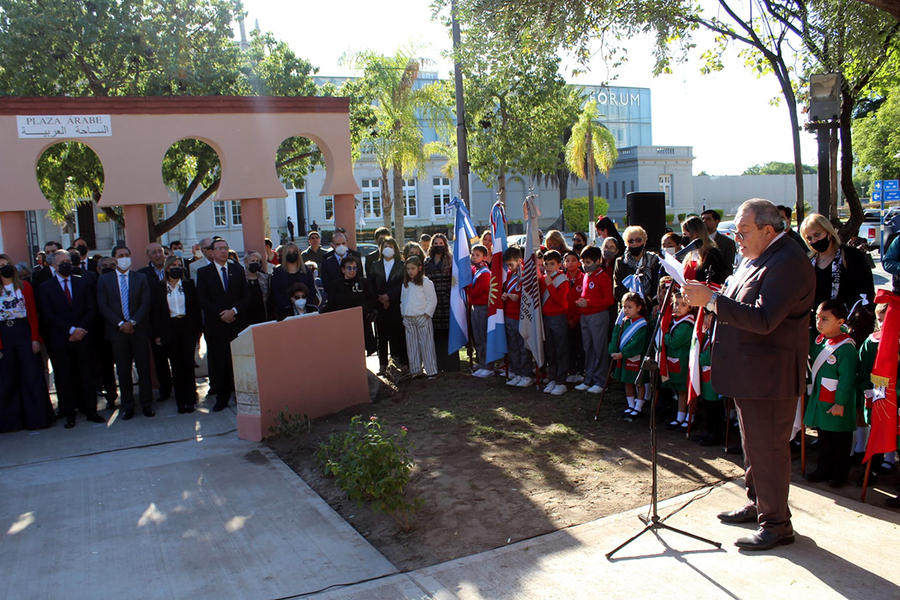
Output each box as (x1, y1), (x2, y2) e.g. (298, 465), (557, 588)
(156, 138), (223, 242)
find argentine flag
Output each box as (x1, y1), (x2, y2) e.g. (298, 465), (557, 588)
(448, 197), (477, 355)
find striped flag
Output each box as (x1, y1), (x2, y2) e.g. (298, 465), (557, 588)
(448, 197), (477, 355)
(485, 200), (508, 362)
(519, 194), (545, 366)
(687, 282), (721, 410)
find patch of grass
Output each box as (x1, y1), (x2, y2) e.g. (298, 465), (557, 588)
(467, 424), (533, 441)
(430, 408), (457, 421)
(540, 423), (584, 443)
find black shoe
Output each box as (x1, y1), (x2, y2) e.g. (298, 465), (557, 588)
(857, 471), (879, 487)
(64, 416), (76, 429)
(105, 398), (117, 411)
(142, 407), (156, 418)
(183, 405), (196, 414)
(86, 413), (106, 424)
(717, 505), (758, 524)
(735, 528), (795, 551)
(121, 409), (135, 421)
(667, 420), (682, 431)
(805, 470), (828, 483)
(212, 400), (229, 412)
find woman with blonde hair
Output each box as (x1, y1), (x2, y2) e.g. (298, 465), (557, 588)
(613, 225), (660, 307)
(544, 230), (570, 254)
(681, 216), (729, 284)
(800, 213), (874, 312)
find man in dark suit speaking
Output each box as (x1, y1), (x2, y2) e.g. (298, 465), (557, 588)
(684, 199), (814, 551)
(196, 238), (249, 412)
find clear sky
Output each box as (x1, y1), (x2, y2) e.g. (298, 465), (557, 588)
(241, 0), (818, 176)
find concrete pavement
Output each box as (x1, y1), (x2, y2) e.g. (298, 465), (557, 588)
(311, 481), (900, 600)
(0, 400), (396, 600)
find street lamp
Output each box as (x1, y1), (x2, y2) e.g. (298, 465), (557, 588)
(807, 73), (842, 217)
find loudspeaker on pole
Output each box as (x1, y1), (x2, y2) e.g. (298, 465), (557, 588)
(626, 191), (666, 253)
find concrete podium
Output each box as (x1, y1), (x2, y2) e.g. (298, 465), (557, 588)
(231, 307), (369, 441)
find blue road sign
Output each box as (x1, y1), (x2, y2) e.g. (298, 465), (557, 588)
(875, 180), (884, 191)
(873, 191), (883, 202)
(885, 180), (900, 191)
(886, 190), (900, 201)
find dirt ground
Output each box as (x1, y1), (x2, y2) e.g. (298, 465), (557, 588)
(268, 371), (750, 570)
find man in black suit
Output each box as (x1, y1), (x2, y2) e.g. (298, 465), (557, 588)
(196, 238), (249, 411)
(30, 240), (62, 296)
(38, 250), (105, 429)
(701, 209), (736, 276)
(93, 256), (118, 409)
(363, 227), (391, 277)
(321, 229), (360, 296)
(685, 199), (814, 551)
(139, 242), (172, 401)
(96, 244), (155, 420)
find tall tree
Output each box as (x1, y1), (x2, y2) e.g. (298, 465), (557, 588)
(854, 85), (900, 185)
(0, 0), (321, 240)
(565, 100), (618, 238)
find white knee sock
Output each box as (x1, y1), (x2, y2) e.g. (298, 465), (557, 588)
(853, 426), (869, 454)
(634, 398), (645, 411)
(676, 411), (686, 423)
(626, 396), (635, 409)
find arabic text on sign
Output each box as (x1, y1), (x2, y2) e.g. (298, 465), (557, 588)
(16, 115), (112, 139)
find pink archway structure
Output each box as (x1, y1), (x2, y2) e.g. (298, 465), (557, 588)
(0, 96), (361, 263)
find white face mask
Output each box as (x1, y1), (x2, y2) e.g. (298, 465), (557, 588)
(334, 244), (348, 256)
(116, 257), (132, 271)
(382, 247), (395, 259)
(293, 297), (307, 310)
(663, 247), (677, 256)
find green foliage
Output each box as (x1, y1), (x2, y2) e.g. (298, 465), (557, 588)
(564, 196), (609, 232)
(0, 0), (321, 238)
(665, 213), (674, 224)
(268, 409), (311, 437)
(742, 161), (817, 176)
(316, 415), (420, 530)
(854, 86), (900, 189)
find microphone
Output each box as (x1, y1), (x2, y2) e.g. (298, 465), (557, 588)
(674, 238), (702, 261)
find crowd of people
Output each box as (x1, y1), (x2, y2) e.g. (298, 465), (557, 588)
(1, 203), (897, 510)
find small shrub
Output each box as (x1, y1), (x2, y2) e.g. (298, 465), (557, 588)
(564, 196), (610, 232)
(316, 415), (420, 530)
(268, 409), (310, 437)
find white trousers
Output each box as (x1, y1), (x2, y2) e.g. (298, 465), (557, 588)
(403, 315), (438, 376)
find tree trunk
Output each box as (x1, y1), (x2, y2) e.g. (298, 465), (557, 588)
(782, 79), (806, 225)
(497, 165), (507, 209)
(380, 168), (392, 233)
(587, 135), (596, 235)
(838, 86), (864, 241)
(392, 163), (405, 242)
(557, 164), (569, 231)
(829, 129), (839, 223)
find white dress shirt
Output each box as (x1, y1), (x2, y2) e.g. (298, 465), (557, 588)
(166, 280), (186, 317)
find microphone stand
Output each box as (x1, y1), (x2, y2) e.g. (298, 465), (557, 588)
(606, 261), (721, 560)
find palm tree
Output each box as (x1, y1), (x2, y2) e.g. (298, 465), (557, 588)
(565, 100), (618, 239)
(351, 51), (452, 239)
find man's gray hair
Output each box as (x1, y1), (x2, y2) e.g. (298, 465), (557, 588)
(738, 198), (786, 232)
(49, 249), (70, 265)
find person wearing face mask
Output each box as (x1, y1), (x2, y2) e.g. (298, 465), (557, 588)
(363, 227), (392, 279)
(271, 242), (317, 320)
(369, 237), (408, 374)
(139, 242), (173, 402)
(595, 216), (625, 257)
(572, 231), (588, 256)
(189, 237), (216, 283)
(150, 256), (201, 413)
(96, 244), (155, 420)
(681, 216), (729, 285)
(660, 232), (684, 258)
(287, 282), (318, 317)
(613, 225), (660, 310)
(424, 233), (458, 373)
(0, 253), (54, 432)
(776, 205), (808, 250)
(92, 256), (119, 410)
(323, 229), (361, 292)
(73, 237), (95, 273)
(242, 251), (272, 325)
(800, 213), (874, 315)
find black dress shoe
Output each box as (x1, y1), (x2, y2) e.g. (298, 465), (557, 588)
(64, 417), (76, 429)
(717, 505), (758, 524)
(86, 413), (106, 424)
(121, 409), (135, 420)
(735, 528), (795, 551)
(212, 401), (228, 412)
(183, 405), (195, 414)
(142, 407), (156, 418)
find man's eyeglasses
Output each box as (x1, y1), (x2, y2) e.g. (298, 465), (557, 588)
(344, 265), (358, 271)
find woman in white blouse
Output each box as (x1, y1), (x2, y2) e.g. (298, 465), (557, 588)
(400, 256), (438, 379)
(151, 256), (202, 413)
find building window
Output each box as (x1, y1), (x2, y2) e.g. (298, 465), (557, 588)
(659, 174), (673, 207)
(433, 176), (451, 216)
(613, 181), (618, 199)
(403, 178), (417, 217)
(213, 200), (241, 227)
(213, 200), (228, 228)
(605, 181), (610, 198)
(324, 196), (335, 221)
(230, 201), (242, 226)
(631, 180), (635, 193)
(361, 178), (382, 218)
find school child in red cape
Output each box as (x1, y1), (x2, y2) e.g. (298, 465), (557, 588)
(804, 299), (859, 488)
(467, 244), (491, 378)
(501, 246), (533, 387)
(609, 292), (650, 420)
(540, 250), (570, 396)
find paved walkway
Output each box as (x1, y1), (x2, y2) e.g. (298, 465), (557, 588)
(0, 400), (395, 600)
(311, 481), (900, 600)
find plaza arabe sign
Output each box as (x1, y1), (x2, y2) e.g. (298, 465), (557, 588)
(16, 114), (112, 139)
